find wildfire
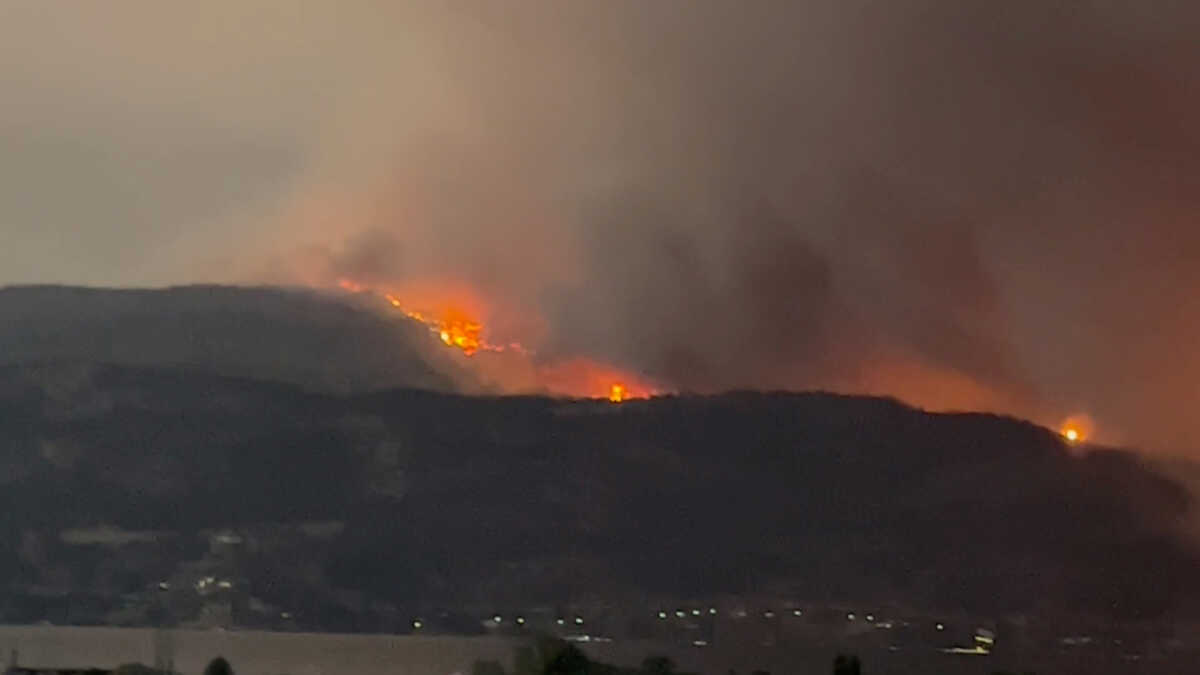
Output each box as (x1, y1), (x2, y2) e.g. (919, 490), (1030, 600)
(335, 279), (660, 401)
(1059, 414), (1093, 445)
(538, 358), (658, 402)
(337, 279), (366, 293)
(342, 279), (521, 357)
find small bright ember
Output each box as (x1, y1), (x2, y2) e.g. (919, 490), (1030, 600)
(1058, 414), (1094, 444)
(609, 384), (627, 403)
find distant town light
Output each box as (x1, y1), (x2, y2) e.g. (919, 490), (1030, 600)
(708, 607), (717, 615)
(675, 610), (686, 618)
(847, 613), (856, 621)
(936, 623), (945, 631)
(493, 615), (502, 623)
(516, 617), (526, 625)
(866, 614), (875, 622)
(792, 609), (803, 617)
(412, 620), (423, 629)
(763, 611), (776, 619)
(556, 618), (566, 626)
(658, 611), (668, 620)
(690, 609), (701, 616)
(574, 617), (584, 625)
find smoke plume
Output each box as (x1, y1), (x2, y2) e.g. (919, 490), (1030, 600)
(4, 1), (1200, 453)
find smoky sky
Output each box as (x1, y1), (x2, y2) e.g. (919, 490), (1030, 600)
(3, 1), (1200, 454)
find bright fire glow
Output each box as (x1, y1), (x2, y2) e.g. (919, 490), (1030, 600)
(538, 358), (658, 402)
(1059, 414), (1093, 444)
(336, 279), (660, 401)
(342, 279), (522, 357)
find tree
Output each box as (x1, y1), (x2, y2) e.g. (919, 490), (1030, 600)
(832, 654), (860, 675)
(204, 657), (233, 675)
(543, 644), (591, 675)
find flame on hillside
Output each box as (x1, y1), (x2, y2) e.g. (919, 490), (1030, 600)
(340, 278), (526, 357)
(336, 279), (655, 401)
(536, 358), (658, 402)
(1059, 414), (1095, 446)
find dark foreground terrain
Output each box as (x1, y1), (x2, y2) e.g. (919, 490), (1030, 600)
(0, 359), (1195, 625)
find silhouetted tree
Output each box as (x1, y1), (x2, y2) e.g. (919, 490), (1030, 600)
(832, 654), (860, 675)
(204, 657), (233, 675)
(544, 644), (591, 675)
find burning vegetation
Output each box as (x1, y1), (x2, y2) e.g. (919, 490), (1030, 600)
(336, 279), (654, 402)
(340, 278), (528, 357)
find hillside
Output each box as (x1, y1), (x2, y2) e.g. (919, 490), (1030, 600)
(0, 361), (1195, 630)
(0, 285), (462, 393)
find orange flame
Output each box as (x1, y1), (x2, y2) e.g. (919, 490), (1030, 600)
(537, 358), (658, 401)
(338, 279), (367, 293)
(343, 279), (523, 357)
(1059, 414), (1093, 444)
(336, 279), (659, 400)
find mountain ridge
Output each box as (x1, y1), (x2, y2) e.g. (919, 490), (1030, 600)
(0, 360), (1194, 627)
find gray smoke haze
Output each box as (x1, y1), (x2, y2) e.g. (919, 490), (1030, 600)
(3, 1), (1200, 453)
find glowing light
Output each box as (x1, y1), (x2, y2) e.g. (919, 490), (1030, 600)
(1058, 414), (1094, 445)
(333, 279), (663, 400)
(336, 278), (522, 357)
(941, 646), (988, 655)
